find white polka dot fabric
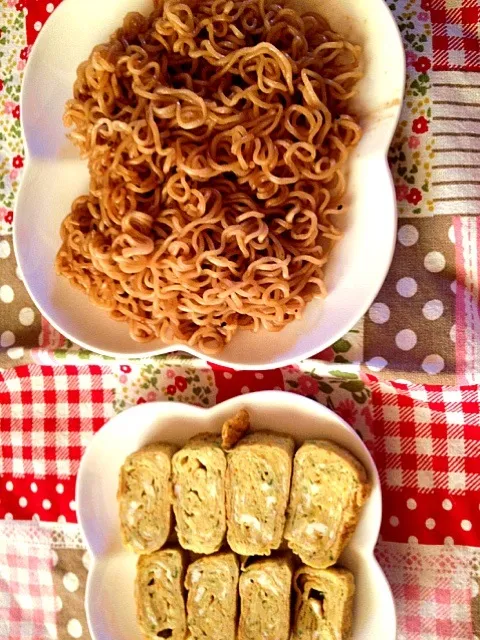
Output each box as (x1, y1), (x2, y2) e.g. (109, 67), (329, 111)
(364, 217), (456, 381)
(51, 548), (89, 639)
(0, 237), (41, 366)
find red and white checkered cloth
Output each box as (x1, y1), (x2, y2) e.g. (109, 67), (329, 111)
(367, 377), (480, 547)
(432, 0), (480, 70)
(0, 525), (56, 640)
(0, 365), (113, 477)
(376, 540), (478, 640)
(0, 365), (114, 522)
(397, 585), (472, 639)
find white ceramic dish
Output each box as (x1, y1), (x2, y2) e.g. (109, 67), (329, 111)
(14, 0), (405, 369)
(77, 391), (395, 640)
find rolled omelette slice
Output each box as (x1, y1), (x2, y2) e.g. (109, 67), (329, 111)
(118, 443), (177, 554)
(291, 566), (355, 640)
(238, 556), (292, 640)
(135, 547), (186, 640)
(185, 552), (239, 640)
(226, 431), (294, 555)
(172, 433), (226, 554)
(284, 440), (371, 568)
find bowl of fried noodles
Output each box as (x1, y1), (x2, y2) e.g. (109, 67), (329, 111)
(14, 0), (404, 368)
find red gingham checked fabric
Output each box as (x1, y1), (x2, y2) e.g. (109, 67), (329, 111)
(369, 379), (480, 492)
(0, 531), (56, 640)
(392, 580), (474, 639)
(431, 0), (480, 70)
(376, 542), (476, 640)
(0, 365), (114, 478)
(0, 365), (114, 522)
(366, 376), (480, 547)
(396, 584), (473, 639)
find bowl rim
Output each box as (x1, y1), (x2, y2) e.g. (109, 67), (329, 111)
(13, 0), (405, 369)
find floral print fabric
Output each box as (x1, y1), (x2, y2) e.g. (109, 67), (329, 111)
(0, 0), (26, 234)
(389, 0), (434, 217)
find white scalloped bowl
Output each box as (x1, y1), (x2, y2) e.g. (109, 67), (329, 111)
(76, 391), (395, 640)
(14, 0), (404, 368)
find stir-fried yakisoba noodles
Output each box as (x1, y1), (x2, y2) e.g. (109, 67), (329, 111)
(56, 0), (362, 354)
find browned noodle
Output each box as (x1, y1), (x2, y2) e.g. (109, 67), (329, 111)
(56, 0), (362, 355)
